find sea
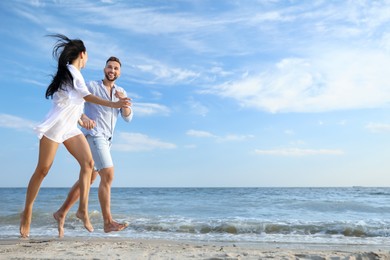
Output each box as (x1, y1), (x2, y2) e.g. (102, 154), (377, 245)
(1, 187), (390, 246)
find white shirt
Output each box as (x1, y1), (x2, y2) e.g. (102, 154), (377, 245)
(34, 64), (91, 143)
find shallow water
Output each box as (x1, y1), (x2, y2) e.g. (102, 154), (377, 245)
(2, 187), (390, 245)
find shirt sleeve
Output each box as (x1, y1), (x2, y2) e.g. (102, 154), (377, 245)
(116, 87), (133, 122)
(67, 64), (91, 97)
(121, 106), (133, 122)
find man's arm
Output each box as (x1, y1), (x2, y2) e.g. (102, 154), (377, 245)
(121, 106), (132, 117)
(115, 90), (133, 122)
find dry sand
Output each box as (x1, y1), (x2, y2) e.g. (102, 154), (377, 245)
(1, 237), (389, 259)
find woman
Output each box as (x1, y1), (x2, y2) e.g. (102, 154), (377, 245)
(19, 34), (130, 238)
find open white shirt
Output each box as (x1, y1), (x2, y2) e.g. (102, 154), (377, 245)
(34, 64), (91, 143)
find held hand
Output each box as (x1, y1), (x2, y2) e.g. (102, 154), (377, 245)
(79, 118), (96, 130)
(114, 91), (126, 99)
(112, 97), (131, 108)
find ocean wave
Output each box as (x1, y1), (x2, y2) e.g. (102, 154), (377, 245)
(125, 217), (390, 238)
(0, 212), (390, 237)
(2, 212), (389, 238)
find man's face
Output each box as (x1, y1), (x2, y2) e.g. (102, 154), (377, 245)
(104, 61), (121, 82)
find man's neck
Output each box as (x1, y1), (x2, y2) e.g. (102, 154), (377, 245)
(102, 79), (115, 88)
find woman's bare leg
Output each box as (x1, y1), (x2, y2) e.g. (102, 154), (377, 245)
(20, 136), (59, 238)
(63, 134), (94, 233)
(53, 181), (79, 238)
(53, 171), (98, 237)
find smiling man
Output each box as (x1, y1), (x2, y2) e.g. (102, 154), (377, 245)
(53, 56), (133, 237)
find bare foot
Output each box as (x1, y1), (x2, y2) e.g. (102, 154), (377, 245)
(53, 211), (65, 238)
(104, 221), (129, 233)
(76, 211), (94, 232)
(19, 211), (31, 238)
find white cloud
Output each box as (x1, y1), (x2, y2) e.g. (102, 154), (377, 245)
(150, 91), (163, 100)
(133, 103), (170, 117)
(113, 132), (176, 152)
(134, 61), (199, 84)
(289, 140), (306, 146)
(29, 0), (45, 8)
(186, 129), (253, 142)
(0, 114), (36, 131)
(23, 78), (46, 88)
(365, 123), (390, 133)
(216, 134), (254, 143)
(186, 130), (215, 138)
(255, 148), (344, 156)
(209, 66), (232, 77)
(187, 99), (209, 117)
(380, 32), (390, 53)
(249, 10), (289, 24)
(206, 48), (390, 113)
(14, 7), (43, 24)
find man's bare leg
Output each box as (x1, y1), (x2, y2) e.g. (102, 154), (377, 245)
(98, 167), (128, 232)
(63, 135), (94, 233)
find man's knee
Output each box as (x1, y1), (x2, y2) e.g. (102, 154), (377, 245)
(99, 168), (114, 184)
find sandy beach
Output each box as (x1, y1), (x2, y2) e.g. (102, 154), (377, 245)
(1, 237), (389, 260)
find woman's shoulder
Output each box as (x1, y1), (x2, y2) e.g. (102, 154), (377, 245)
(67, 64), (83, 80)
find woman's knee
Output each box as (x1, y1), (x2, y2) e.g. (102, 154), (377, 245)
(34, 165), (51, 178)
(81, 158), (94, 172)
(99, 168), (114, 184)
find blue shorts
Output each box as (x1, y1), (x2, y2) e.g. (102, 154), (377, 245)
(86, 135), (113, 171)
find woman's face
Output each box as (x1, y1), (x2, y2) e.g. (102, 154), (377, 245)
(81, 51), (88, 68)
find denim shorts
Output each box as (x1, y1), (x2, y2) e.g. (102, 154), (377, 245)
(86, 135), (113, 171)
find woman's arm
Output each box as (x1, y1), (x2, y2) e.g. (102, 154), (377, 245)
(78, 114), (96, 130)
(83, 94), (130, 108)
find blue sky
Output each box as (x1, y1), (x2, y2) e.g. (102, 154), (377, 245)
(1, 0), (390, 187)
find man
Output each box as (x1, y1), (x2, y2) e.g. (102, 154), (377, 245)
(53, 56), (133, 237)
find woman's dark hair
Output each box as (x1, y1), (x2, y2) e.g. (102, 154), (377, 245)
(45, 34), (86, 99)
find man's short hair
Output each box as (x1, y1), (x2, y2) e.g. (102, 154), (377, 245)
(106, 56), (121, 67)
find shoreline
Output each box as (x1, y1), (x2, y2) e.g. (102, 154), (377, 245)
(1, 237), (389, 259)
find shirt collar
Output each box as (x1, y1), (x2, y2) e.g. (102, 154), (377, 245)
(100, 79), (116, 89)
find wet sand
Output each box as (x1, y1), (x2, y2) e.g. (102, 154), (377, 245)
(1, 237), (389, 259)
